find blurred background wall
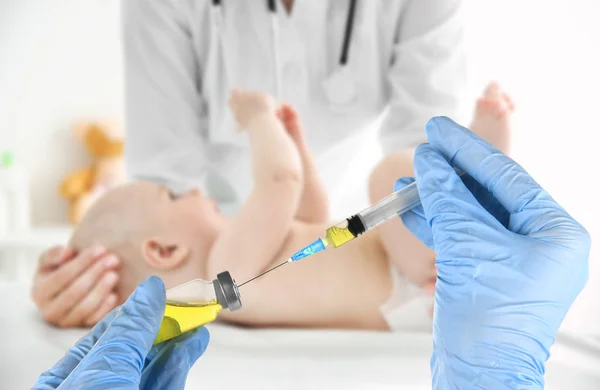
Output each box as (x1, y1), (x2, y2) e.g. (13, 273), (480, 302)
(0, 0), (123, 225)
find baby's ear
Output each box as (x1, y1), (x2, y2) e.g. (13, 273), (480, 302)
(141, 237), (189, 270)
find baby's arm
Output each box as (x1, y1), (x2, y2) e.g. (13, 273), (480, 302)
(207, 91), (303, 280)
(278, 104), (329, 223)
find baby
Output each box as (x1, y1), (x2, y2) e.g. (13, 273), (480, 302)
(70, 83), (514, 331)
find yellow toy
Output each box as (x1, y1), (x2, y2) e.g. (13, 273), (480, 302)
(60, 119), (126, 224)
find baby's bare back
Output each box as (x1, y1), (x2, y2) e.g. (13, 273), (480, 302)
(219, 221), (392, 330)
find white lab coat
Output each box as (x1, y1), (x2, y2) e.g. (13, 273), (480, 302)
(122, 0), (466, 219)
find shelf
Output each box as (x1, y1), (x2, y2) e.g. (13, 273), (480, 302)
(0, 226), (73, 249)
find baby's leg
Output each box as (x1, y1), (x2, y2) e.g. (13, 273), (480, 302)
(278, 104), (329, 223)
(469, 82), (514, 155)
(368, 149), (437, 288)
(369, 82), (516, 289)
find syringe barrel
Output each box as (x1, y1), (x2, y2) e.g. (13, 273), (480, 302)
(357, 181), (420, 232)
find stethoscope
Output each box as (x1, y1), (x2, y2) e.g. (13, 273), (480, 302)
(212, 0), (358, 105)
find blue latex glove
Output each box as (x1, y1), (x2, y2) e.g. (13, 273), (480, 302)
(33, 276), (210, 390)
(395, 117), (590, 389)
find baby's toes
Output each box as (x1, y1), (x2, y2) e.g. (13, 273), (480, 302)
(483, 81), (502, 99)
(502, 92), (516, 112)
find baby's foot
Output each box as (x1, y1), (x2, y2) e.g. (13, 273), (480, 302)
(278, 104), (306, 147)
(469, 82), (514, 155)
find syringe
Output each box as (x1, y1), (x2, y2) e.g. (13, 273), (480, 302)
(237, 179), (422, 287)
(292, 178), (421, 257)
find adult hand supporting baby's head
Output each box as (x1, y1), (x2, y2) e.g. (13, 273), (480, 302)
(31, 245), (121, 328)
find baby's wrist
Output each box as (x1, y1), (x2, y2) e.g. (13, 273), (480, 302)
(245, 111), (277, 129)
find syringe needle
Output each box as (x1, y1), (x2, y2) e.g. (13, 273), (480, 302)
(237, 259), (290, 288)
(238, 237), (329, 287)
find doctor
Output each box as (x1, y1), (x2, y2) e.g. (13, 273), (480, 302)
(32, 0), (467, 327)
(33, 118), (590, 389)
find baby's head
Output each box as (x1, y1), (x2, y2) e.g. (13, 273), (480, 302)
(70, 181), (226, 303)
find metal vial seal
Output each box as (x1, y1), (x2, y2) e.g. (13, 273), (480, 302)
(213, 271), (242, 311)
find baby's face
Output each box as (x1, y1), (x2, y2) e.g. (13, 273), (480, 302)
(160, 186), (223, 240)
(71, 181), (226, 302)
(131, 182), (224, 242)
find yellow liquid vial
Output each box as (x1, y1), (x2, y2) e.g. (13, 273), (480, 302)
(154, 302), (222, 345)
(325, 224), (356, 248)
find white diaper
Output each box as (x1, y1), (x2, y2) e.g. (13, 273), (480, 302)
(380, 263), (433, 332)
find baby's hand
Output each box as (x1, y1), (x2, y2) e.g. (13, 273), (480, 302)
(228, 89), (276, 129)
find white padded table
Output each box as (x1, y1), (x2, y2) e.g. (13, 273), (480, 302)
(2, 281), (599, 389)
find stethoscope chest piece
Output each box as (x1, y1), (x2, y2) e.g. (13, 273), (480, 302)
(322, 65), (357, 109)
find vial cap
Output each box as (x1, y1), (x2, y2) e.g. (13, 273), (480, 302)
(213, 271), (242, 311)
